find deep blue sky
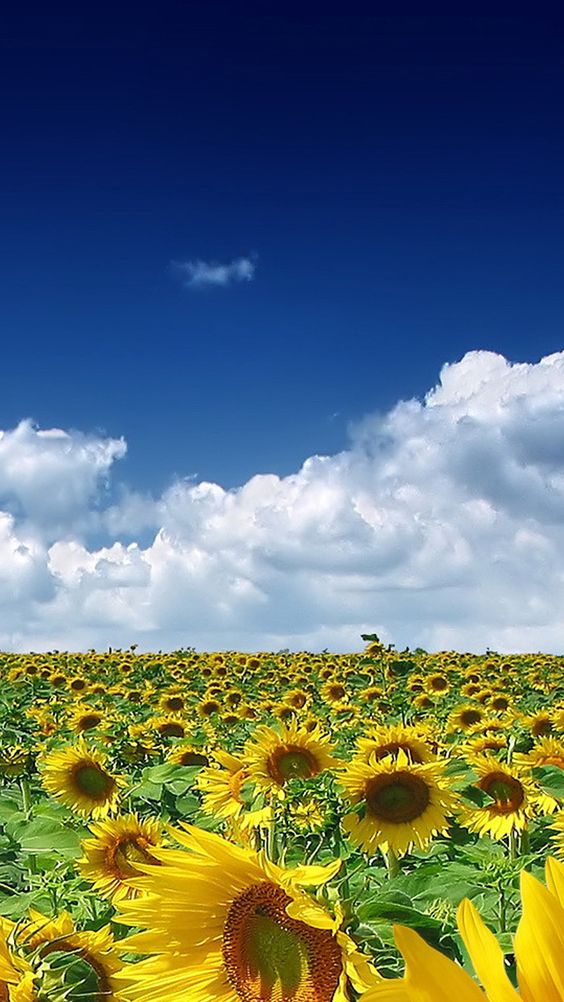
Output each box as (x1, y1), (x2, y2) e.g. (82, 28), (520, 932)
(2, 10), (564, 493)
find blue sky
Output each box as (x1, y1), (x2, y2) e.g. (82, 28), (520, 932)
(2, 11), (564, 651)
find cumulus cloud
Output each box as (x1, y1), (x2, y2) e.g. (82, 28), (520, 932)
(3, 350), (564, 653)
(173, 255), (257, 288)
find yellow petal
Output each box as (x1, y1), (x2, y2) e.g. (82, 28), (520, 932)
(515, 869), (564, 1002)
(457, 898), (519, 1002)
(393, 925), (485, 1002)
(545, 855), (564, 908)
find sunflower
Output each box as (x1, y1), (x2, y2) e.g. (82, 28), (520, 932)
(515, 736), (564, 813)
(355, 725), (436, 766)
(424, 673), (450, 696)
(78, 814), (163, 902)
(149, 715), (189, 739)
(244, 722), (338, 796)
(158, 691), (187, 714)
(67, 705), (106, 734)
(167, 742), (210, 767)
(459, 754), (536, 839)
(322, 680), (348, 703)
(0, 917), (33, 1002)
(39, 738), (125, 818)
(115, 825), (379, 1002)
(447, 705), (485, 733)
(361, 856), (564, 1002)
(522, 710), (555, 738)
(340, 751), (459, 855)
(15, 909), (126, 1002)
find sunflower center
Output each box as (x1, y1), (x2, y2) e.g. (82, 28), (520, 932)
(177, 751), (209, 767)
(159, 722), (185, 737)
(365, 772), (430, 823)
(460, 710), (482, 726)
(481, 772), (524, 813)
(73, 764), (115, 801)
(372, 742), (423, 764)
(39, 947), (111, 1002)
(268, 747), (320, 785)
(223, 882), (342, 1002)
(114, 837), (159, 877)
(166, 697), (184, 711)
(77, 714), (102, 731)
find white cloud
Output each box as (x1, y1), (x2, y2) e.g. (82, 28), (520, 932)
(173, 255), (257, 288)
(3, 350), (564, 653)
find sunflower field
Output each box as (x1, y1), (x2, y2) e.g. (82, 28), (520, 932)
(0, 637), (563, 1001)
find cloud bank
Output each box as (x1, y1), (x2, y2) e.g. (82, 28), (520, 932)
(173, 255), (257, 288)
(3, 350), (564, 653)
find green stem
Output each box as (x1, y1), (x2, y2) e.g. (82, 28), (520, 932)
(385, 847), (401, 879)
(267, 812), (278, 864)
(19, 777), (32, 818)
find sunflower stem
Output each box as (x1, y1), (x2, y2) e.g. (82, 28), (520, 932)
(267, 812), (278, 863)
(508, 830), (518, 861)
(19, 777), (32, 818)
(385, 847), (401, 879)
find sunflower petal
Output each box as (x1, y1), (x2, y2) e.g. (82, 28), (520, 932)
(457, 898), (519, 1002)
(514, 869), (564, 1002)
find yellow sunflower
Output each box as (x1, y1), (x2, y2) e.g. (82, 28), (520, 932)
(459, 754), (536, 839)
(244, 722), (338, 796)
(167, 742), (210, 767)
(78, 814), (163, 902)
(148, 714), (189, 739)
(15, 909), (126, 1002)
(0, 917), (33, 1002)
(39, 738), (125, 818)
(115, 825), (379, 1002)
(340, 751), (459, 855)
(514, 736), (564, 813)
(355, 725), (436, 766)
(361, 856), (564, 1002)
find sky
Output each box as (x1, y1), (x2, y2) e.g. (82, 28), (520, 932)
(2, 10), (564, 652)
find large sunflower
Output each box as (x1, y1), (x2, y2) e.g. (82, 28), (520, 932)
(244, 722), (338, 796)
(39, 738), (125, 818)
(340, 751), (459, 855)
(115, 824), (379, 1002)
(78, 814), (164, 902)
(360, 856), (564, 1002)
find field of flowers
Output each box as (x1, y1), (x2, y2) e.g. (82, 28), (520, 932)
(0, 637), (562, 1001)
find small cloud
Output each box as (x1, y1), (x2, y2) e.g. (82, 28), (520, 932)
(172, 255), (257, 289)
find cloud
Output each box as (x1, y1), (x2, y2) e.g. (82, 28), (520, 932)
(3, 350), (564, 653)
(172, 255), (257, 288)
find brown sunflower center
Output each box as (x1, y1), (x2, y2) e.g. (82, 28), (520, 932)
(460, 709), (482, 726)
(532, 719), (553, 737)
(113, 836), (159, 877)
(77, 714), (102, 731)
(430, 676), (448, 691)
(480, 772), (525, 813)
(166, 697), (185, 711)
(365, 771), (430, 823)
(73, 764), (115, 802)
(159, 722), (185, 738)
(372, 742), (424, 764)
(268, 746), (320, 785)
(222, 882), (342, 1002)
(177, 751), (209, 767)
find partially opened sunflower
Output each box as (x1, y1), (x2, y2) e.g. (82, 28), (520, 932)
(116, 824), (379, 1002)
(361, 856), (564, 1002)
